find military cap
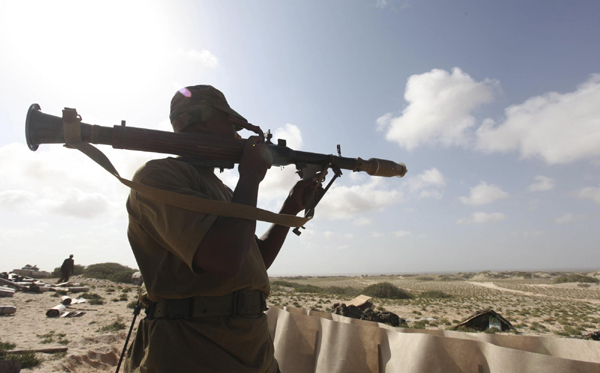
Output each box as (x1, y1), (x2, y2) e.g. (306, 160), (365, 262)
(169, 85), (247, 133)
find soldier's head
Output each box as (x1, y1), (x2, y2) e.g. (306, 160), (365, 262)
(69, 254), (74, 258)
(169, 85), (247, 138)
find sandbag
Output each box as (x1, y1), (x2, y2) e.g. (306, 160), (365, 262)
(61, 296), (72, 305)
(0, 305), (16, 315)
(266, 307), (600, 373)
(46, 304), (66, 317)
(0, 286), (15, 297)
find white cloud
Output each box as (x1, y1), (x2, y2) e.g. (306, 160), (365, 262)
(574, 186), (600, 207)
(376, 113), (392, 132)
(554, 213), (574, 224)
(318, 179), (403, 220)
(406, 168), (446, 200)
(40, 188), (111, 219)
(0, 190), (37, 209)
(393, 230), (411, 237)
(476, 74), (600, 164)
(529, 175), (555, 192)
(353, 217), (372, 226)
(324, 231), (335, 238)
(185, 49), (219, 68)
(255, 124), (305, 206)
(407, 168), (445, 191)
(274, 124), (303, 150)
(459, 182), (509, 206)
(372, 231), (384, 238)
(379, 68), (497, 151)
(457, 212), (507, 224)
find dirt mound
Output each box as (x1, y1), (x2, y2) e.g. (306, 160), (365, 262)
(52, 334), (123, 372)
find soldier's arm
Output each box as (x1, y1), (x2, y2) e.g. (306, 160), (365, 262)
(192, 136), (272, 278)
(256, 178), (319, 269)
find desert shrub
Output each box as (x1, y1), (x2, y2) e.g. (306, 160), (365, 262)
(484, 327), (500, 334)
(412, 321), (427, 329)
(577, 283), (591, 288)
(80, 292), (103, 299)
(83, 263), (137, 284)
(420, 290), (452, 299)
(51, 264), (86, 277)
(553, 274), (599, 284)
(294, 284), (323, 293)
(323, 286), (361, 297)
(0, 340), (43, 369)
(455, 326), (478, 333)
(271, 280), (299, 288)
(562, 325), (583, 335)
(416, 277), (434, 281)
(269, 281), (360, 297)
(80, 292), (105, 305)
(362, 282), (412, 299)
(98, 320), (126, 332)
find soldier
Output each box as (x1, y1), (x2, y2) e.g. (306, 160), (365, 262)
(57, 254), (74, 283)
(124, 85), (318, 372)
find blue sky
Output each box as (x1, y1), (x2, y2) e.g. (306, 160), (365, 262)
(1, 0), (599, 275)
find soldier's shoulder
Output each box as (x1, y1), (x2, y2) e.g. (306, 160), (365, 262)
(132, 158), (193, 182)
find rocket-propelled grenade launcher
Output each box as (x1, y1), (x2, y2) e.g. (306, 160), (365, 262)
(26, 104), (407, 234)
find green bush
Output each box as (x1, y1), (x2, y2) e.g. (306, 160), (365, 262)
(322, 286), (360, 297)
(484, 327), (500, 334)
(83, 263), (137, 284)
(51, 264), (86, 277)
(271, 280), (299, 288)
(269, 281), (360, 297)
(553, 274), (599, 284)
(455, 326), (478, 333)
(1, 339), (43, 369)
(416, 277), (434, 281)
(362, 282), (412, 299)
(420, 290), (452, 299)
(98, 320), (126, 332)
(412, 321), (427, 329)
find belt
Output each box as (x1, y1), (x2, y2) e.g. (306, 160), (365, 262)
(145, 290), (267, 320)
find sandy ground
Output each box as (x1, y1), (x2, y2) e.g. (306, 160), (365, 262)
(1, 276), (138, 372)
(468, 281), (600, 304)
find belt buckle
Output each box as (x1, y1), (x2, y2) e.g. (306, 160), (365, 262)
(168, 298), (191, 320)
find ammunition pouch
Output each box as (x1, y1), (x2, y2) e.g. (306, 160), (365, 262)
(145, 290), (267, 320)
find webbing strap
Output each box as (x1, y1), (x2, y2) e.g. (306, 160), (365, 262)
(62, 110), (310, 228)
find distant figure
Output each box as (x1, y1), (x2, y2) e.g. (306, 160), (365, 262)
(58, 254), (74, 283)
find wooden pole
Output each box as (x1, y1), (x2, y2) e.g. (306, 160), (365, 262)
(7, 347), (68, 354)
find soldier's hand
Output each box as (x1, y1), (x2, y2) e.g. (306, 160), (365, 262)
(282, 176), (324, 215)
(238, 136), (273, 183)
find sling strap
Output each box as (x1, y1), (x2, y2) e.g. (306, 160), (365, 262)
(61, 109), (310, 228)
